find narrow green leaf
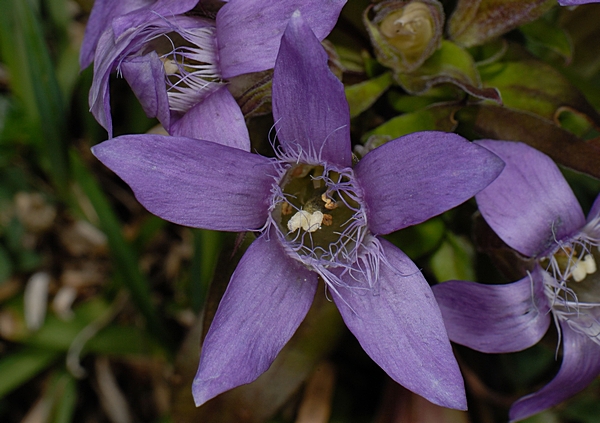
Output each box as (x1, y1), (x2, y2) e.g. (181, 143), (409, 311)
(0, 0), (69, 194)
(70, 152), (170, 346)
(190, 229), (223, 312)
(0, 347), (59, 398)
(50, 372), (78, 423)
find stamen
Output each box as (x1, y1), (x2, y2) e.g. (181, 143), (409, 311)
(288, 210), (324, 233)
(584, 254), (597, 275)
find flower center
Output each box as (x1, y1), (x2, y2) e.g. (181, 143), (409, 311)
(145, 25), (224, 113)
(540, 228), (600, 344)
(273, 163), (367, 264)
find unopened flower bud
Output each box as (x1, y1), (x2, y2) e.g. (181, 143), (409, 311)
(379, 3), (434, 58)
(364, 0), (444, 73)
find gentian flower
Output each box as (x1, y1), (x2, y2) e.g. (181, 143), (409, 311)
(91, 13), (503, 408)
(433, 140), (600, 422)
(82, 0), (346, 140)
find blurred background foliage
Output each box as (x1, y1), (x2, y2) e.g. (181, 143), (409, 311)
(1, 0), (600, 422)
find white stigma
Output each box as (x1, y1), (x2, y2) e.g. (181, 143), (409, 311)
(287, 210), (324, 233)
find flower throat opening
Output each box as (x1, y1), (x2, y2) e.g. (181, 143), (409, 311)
(144, 26), (223, 113)
(542, 241), (600, 303)
(273, 163), (366, 263)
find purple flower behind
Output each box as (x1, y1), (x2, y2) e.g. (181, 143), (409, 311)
(82, 0), (346, 141)
(433, 140), (600, 422)
(91, 13), (504, 408)
(559, 0), (600, 5)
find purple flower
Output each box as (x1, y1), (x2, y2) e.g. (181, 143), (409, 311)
(559, 0), (600, 5)
(82, 0), (346, 139)
(433, 140), (600, 422)
(91, 13), (503, 408)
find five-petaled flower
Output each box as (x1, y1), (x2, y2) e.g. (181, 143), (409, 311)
(81, 0), (346, 140)
(433, 140), (600, 422)
(91, 13), (503, 408)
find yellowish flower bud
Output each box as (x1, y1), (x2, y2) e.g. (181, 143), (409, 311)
(379, 3), (435, 59)
(364, 0), (444, 73)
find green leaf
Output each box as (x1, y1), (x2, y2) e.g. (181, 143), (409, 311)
(429, 232), (476, 282)
(520, 18), (572, 64)
(457, 104), (600, 179)
(480, 60), (600, 126)
(384, 217), (446, 260)
(345, 72), (393, 118)
(362, 104), (460, 143)
(448, 0), (555, 48)
(50, 372), (78, 423)
(0, 347), (60, 398)
(71, 152), (170, 347)
(0, 0), (69, 194)
(395, 41), (501, 102)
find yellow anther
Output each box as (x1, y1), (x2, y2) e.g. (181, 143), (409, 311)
(321, 193), (338, 210)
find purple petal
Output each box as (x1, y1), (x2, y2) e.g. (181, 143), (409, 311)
(432, 266), (551, 353)
(272, 12), (352, 168)
(110, 0), (200, 39)
(332, 238), (466, 410)
(80, 0), (152, 69)
(559, 0), (600, 4)
(91, 134), (276, 231)
(476, 140), (585, 258)
(119, 52), (172, 131)
(170, 86), (250, 150)
(587, 192), (600, 224)
(355, 132), (504, 235)
(193, 232), (318, 406)
(89, 14), (215, 137)
(216, 0), (346, 78)
(89, 29), (120, 136)
(509, 324), (600, 422)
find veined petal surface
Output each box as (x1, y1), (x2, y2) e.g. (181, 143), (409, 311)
(120, 52), (172, 131)
(356, 132), (504, 235)
(92, 134), (275, 231)
(192, 232), (318, 406)
(509, 324), (600, 422)
(475, 140), (585, 258)
(217, 0), (346, 78)
(272, 13), (352, 168)
(171, 86), (250, 150)
(432, 266), (551, 353)
(333, 238), (466, 410)
(80, 0), (152, 68)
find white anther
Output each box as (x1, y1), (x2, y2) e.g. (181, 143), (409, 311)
(287, 210), (324, 233)
(571, 260), (587, 282)
(583, 254), (597, 275)
(161, 57), (179, 75)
